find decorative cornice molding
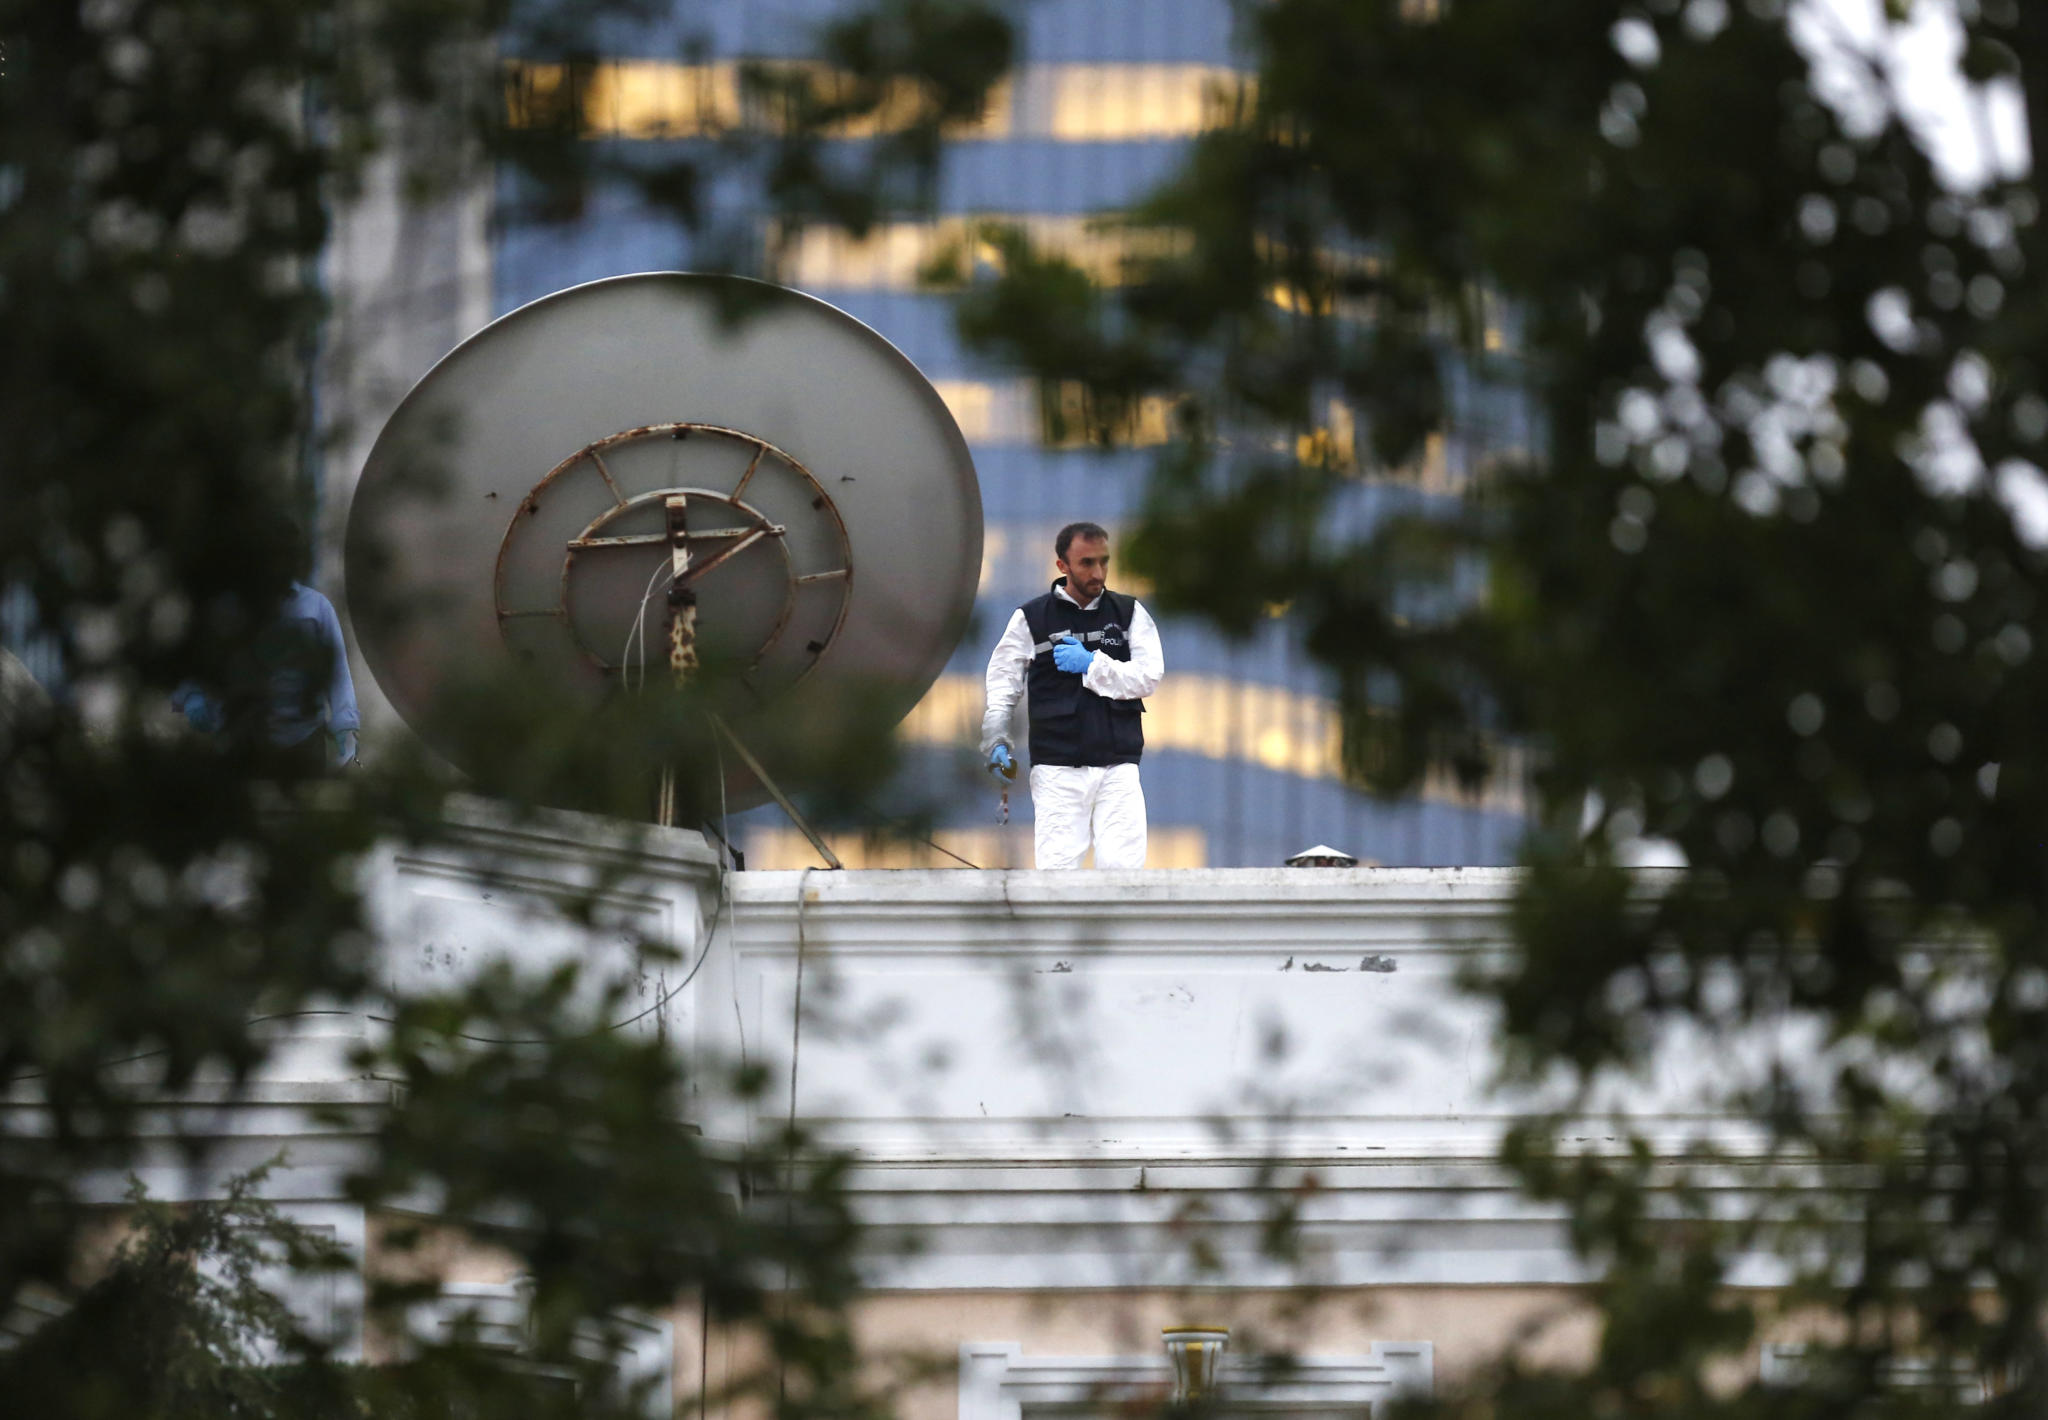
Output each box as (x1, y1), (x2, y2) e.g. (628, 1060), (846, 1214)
(958, 1340), (1434, 1420)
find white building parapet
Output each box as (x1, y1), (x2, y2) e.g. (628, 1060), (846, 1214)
(18, 803), (1774, 1304)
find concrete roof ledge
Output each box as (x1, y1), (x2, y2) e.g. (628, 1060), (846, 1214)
(735, 864), (1528, 906)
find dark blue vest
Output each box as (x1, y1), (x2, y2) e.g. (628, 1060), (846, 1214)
(1021, 581), (1145, 768)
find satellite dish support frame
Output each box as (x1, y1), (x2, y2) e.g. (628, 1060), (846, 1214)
(352, 277), (978, 856)
(651, 491), (841, 869)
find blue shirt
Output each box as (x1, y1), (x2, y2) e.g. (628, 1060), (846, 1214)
(268, 583), (359, 745)
(172, 583), (359, 746)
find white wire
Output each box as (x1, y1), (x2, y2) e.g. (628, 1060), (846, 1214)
(621, 443), (701, 692)
(718, 731), (749, 1084)
(620, 557), (674, 693)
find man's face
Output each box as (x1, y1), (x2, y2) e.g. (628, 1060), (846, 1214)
(1057, 535), (1110, 602)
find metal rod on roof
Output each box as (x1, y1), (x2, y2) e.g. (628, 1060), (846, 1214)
(709, 713), (843, 870)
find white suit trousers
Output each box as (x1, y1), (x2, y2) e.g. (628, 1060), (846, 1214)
(1030, 763), (1148, 869)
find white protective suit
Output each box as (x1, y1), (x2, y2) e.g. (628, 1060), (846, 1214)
(981, 586), (1165, 869)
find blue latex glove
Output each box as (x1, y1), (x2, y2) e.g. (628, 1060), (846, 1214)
(987, 743), (1015, 780)
(333, 730), (359, 767)
(1052, 636), (1095, 675)
(172, 683), (224, 733)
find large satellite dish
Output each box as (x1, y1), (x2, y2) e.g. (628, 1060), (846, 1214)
(345, 273), (983, 829)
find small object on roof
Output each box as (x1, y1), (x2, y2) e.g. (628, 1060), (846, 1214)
(1285, 844), (1360, 868)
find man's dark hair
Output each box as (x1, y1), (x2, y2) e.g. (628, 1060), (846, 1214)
(1055, 521), (1109, 561)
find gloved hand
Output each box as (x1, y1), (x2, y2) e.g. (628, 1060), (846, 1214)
(332, 730), (359, 767)
(172, 685), (223, 733)
(1052, 636), (1095, 675)
(987, 743), (1015, 780)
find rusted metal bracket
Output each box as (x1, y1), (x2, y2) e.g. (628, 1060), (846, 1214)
(657, 495), (695, 828)
(665, 494), (699, 683)
(567, 523), (783, 551)
(494, 423), (853, 692)
(670, 520), (779, 593)
(492, 422), (859, 834)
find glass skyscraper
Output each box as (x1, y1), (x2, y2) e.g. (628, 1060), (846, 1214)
(494, 0), (1527, 868)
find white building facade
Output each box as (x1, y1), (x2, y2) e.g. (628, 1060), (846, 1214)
(38, 802), (1781, 1415)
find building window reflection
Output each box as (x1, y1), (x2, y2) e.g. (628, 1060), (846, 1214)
(503, 60), (1250, 143)
(1028, 63), (1249, 141)
(743, 825), (1208, 870)
(897, 671), (1526, 814)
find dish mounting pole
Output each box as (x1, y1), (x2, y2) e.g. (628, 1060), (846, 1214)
(657, 493), (696, 827)
(656, 489), (842, 869)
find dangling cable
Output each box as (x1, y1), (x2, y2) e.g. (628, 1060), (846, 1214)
(621, 557), (673, 694)
(774, 863), (814, 1410)
(718, 731), (749, 1082)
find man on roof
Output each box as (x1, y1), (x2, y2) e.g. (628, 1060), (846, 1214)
(981, 521), (1164, 869)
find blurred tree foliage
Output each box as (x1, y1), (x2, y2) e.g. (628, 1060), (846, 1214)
(4, 1168), (365, 1420)
(32, 0), (2048, 1414)
(0, 0), (1004, 1415)
(935, 0), (2048, 1413)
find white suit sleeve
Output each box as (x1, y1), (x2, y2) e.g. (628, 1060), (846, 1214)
(1082, 600), (1163, 700)
(980, 609), (1033, 755)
